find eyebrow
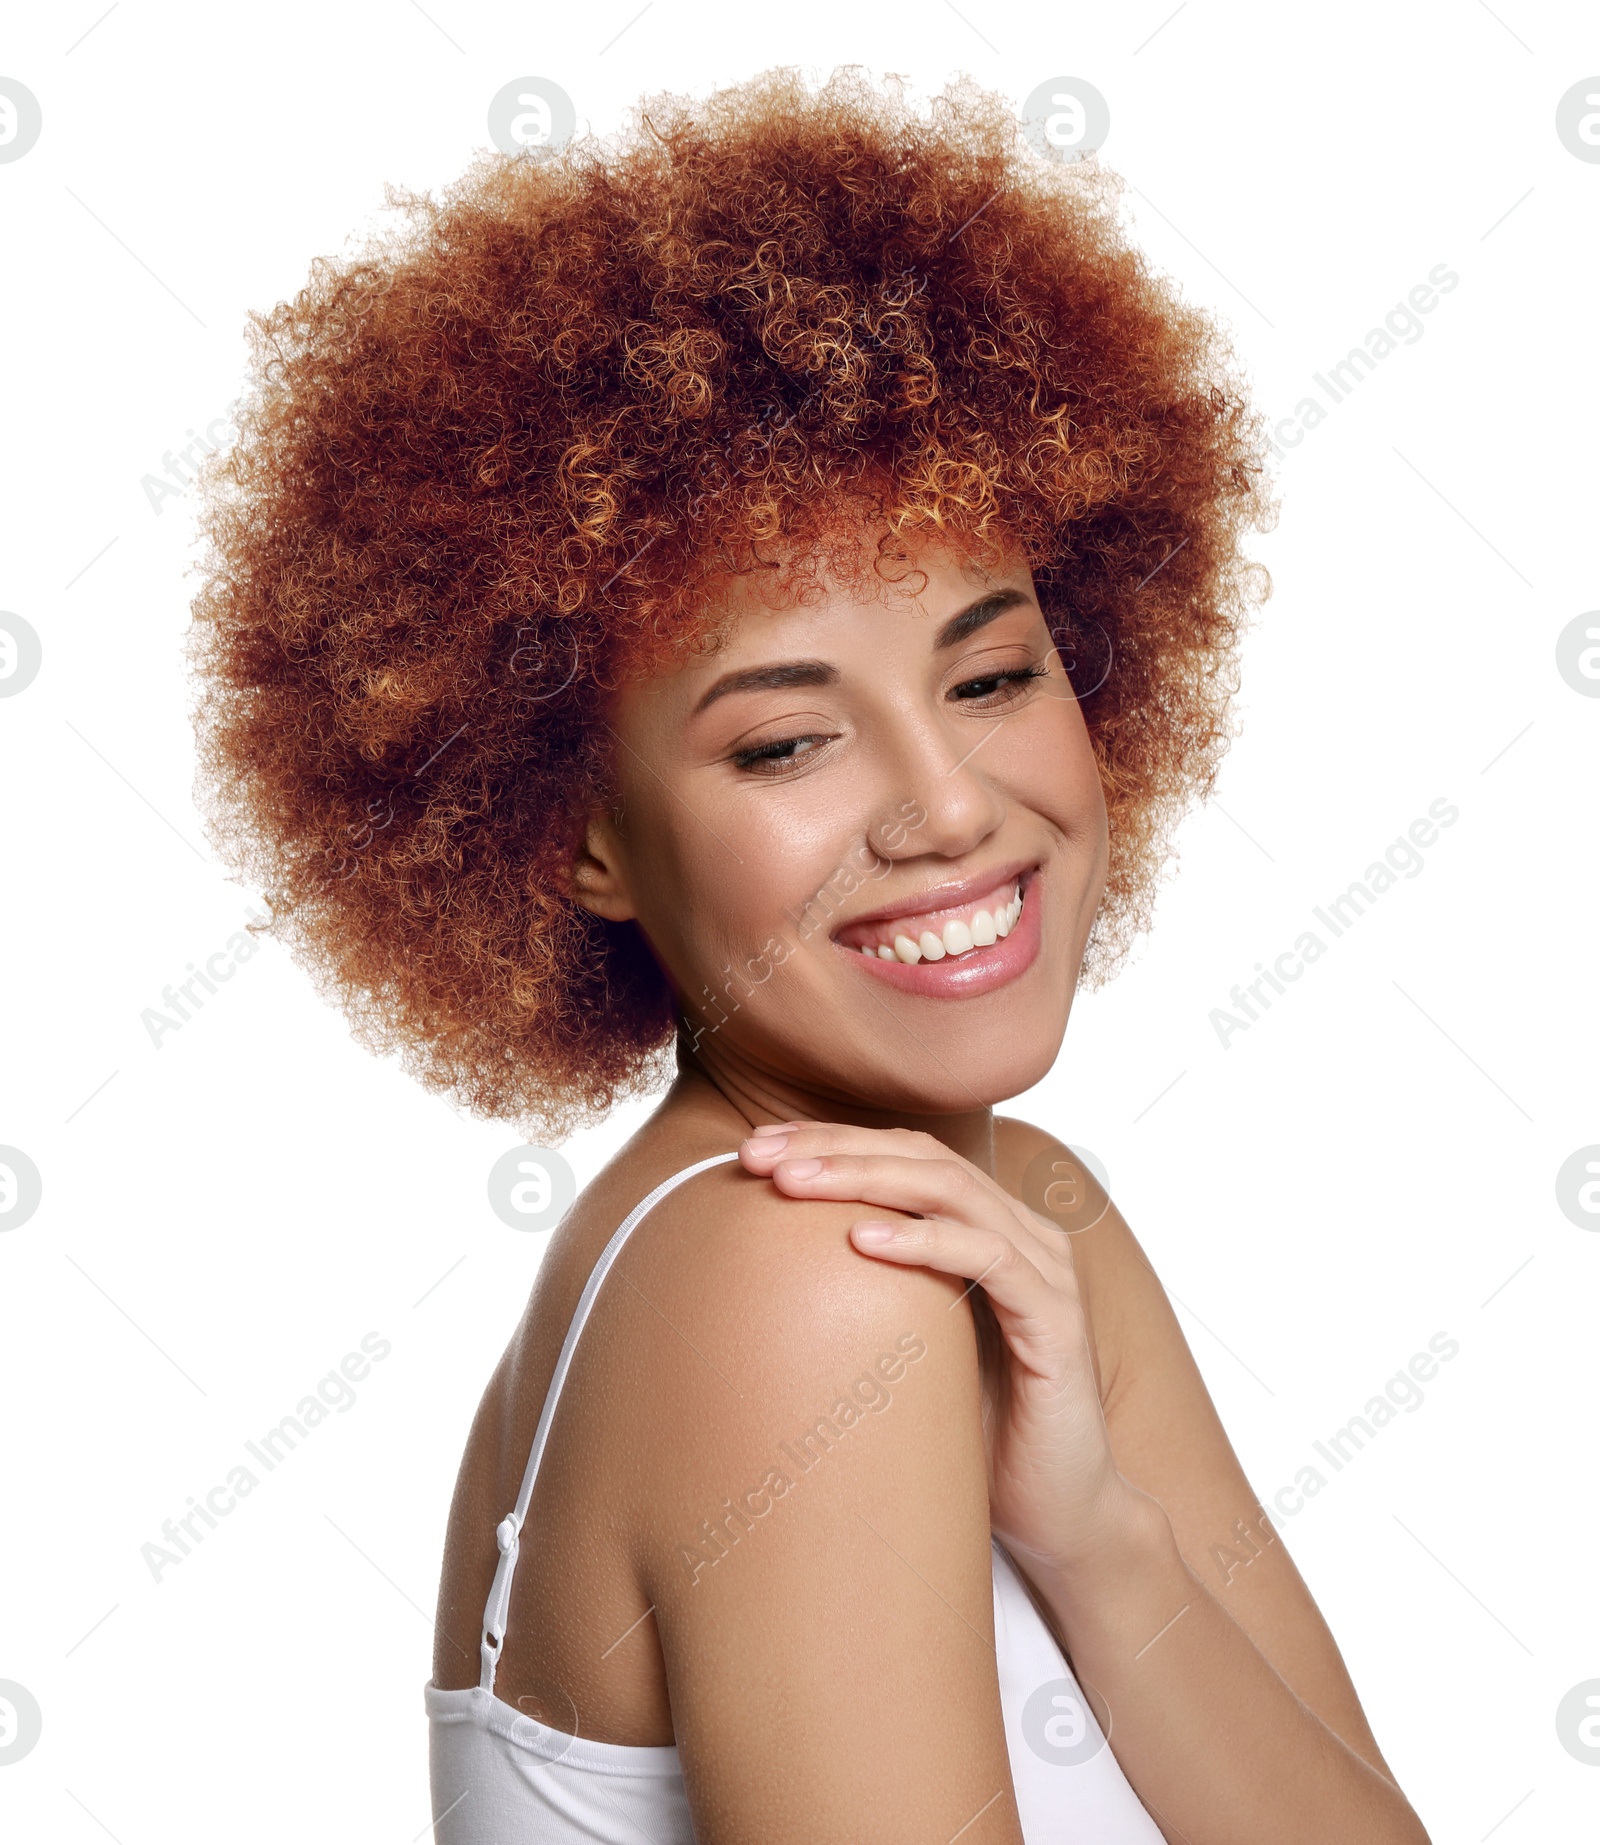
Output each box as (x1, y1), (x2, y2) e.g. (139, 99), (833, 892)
(933, 585), (1033, 650)
(690, 587), (1034, 715)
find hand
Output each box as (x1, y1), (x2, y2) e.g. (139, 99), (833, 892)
(737, 1122), (1148, 1590)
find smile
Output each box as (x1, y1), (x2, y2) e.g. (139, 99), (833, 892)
(831, 864), (1042, 998)
(842, 881), (1025, 963)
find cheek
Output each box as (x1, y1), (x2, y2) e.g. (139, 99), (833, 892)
(715, 806), (882, 967)
(1010, 691), (1106, 833)
(622, 780), (862, 991)
(1075, 732), (1111, 860)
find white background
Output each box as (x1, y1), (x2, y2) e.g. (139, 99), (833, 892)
(1, 2), (1596, 1840)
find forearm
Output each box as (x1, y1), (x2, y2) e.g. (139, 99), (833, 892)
(1034, 1492), (1430, 1844)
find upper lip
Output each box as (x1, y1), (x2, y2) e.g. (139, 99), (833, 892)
(830, 858), (1039, 935)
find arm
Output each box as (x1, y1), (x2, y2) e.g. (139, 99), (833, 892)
(736, 1119), (1431, 1843)
(620, 1170), (1028, 1844)
(999, 1118), (1431, 1843)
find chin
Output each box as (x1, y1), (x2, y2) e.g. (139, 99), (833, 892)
(817, 1002), (1072, 1115)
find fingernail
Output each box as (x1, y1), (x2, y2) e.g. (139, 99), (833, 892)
(748, 1132), (789, 1154)
(853, 1222), (895, 1243)
(781, 1158), (823, 1179)
(752, 1122), (794, 1136)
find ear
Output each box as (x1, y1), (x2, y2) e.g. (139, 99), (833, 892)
(567, 807), (637, 922)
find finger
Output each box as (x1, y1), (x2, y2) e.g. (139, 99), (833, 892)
(740, 1134), (1071, 1270)
(846, 1216), (1076, 1372)
(769, 1150), (984, 1217)
(741, 1128), (1030, 1224)
(766, 1152), (1065, 1274)
(738, 1122), (944, 1172)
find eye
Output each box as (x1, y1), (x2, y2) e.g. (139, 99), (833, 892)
(730, 732), (834, 776)
(950, 665), (1049, 706)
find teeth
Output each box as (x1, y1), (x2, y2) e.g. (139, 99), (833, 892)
(942, 918), (973, 955)
(856, 884), (1025, 965)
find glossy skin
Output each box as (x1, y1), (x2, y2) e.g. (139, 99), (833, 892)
(431, 530), (1431, 1843)
(582, 537), (1110, 1124)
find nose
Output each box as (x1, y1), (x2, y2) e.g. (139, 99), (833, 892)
(868, 706), (1008, 863)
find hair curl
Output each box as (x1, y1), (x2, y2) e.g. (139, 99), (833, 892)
(187, 66), (1274, 1139)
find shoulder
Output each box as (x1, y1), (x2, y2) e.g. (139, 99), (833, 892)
(585, 1158), (994, 1590)
(993, 1114), (1144, 1373)
(996, 1099), (1129, 1261)
(590, 1160), (1018, 1835)
(993, 1113), (1110, 1232)
(608, 1158), (987, 1480)
(626, 1156), (974, 1346)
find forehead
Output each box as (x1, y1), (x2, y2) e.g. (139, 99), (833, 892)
(607, 522), (1040, 731)
(687, 532), (1036, 660)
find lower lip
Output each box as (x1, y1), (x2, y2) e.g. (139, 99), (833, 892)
(836, 874), (1042, 999)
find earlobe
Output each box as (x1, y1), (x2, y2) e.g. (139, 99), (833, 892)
(568, 810), (637, 922)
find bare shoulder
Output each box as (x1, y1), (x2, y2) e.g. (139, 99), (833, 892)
(589, 1158), (1025, 1844)
(608, 1158), (988, 1544)
(993, 1113), (1140, 1395)
(994, 1109), (1240, 1475)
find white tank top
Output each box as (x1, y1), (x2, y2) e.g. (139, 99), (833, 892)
(424, 1152), (1163, 1842)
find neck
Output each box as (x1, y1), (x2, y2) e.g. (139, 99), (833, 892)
(663, 1031), (998, 1177)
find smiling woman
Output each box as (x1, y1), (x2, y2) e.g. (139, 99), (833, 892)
(566, 540), (1110, 1110)
(185, 63), (1431, 1845)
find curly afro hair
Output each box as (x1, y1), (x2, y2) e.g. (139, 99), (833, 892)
(187, 65), (1274, 1140)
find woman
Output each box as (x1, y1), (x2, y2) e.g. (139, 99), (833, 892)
(188, 67), (1431, 1844)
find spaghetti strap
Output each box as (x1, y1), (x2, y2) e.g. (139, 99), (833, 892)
(478, 1150), (741, 1693)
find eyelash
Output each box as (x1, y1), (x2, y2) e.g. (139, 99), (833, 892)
(730, 665), (1049, 776)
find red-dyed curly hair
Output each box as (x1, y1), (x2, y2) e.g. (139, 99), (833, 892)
(187, 66), (1274, 1140)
